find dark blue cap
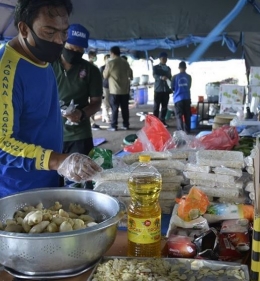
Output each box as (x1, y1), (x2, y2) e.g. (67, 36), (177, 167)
(159, 52), (168, 58)
(67, 24), (89, 49)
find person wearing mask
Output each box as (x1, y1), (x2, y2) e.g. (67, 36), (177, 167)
(103, 46), (131, 131)
(52, 24), (103, 187)
(88, 50), (100, 130)
(99, 54), (111, 123)
(0, 0), (101, 198)
(153, 52), (172, 127)
(172, 61), (192, 134)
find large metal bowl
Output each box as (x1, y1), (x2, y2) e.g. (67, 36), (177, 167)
(0, 188), (125, 275)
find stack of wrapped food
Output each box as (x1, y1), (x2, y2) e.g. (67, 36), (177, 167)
(93, 151), (191, 225)
(183, 150), (253, 204)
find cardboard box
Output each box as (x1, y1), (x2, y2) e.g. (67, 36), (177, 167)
(218, 219), (250, 261)
(248, 86), (260, 103)
(219, 103), (244, 114)
(249, 67), (260, 86)
(219, 84), (245, 105)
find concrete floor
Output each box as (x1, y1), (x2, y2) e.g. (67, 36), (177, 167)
(92, 102), (178, 154)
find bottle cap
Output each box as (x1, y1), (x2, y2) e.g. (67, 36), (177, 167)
(139, 155), (151, 162)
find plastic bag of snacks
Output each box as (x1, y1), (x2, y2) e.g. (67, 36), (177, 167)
(176, 186), (210, 222)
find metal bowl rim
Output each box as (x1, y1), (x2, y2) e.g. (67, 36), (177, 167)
(0, 188), (125, 239)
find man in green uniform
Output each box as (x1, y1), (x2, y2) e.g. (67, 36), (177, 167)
(52, 24), (103, 176)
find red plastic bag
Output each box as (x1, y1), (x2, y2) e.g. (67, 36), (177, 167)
(199, 125), (239, 150)
(124, 115), (172, 152)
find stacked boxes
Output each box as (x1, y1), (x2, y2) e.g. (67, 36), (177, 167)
(219, 84), (245, 114)
(248, 67), (260, 104)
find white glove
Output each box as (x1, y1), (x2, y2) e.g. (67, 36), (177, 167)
(57, 153), (102, 183)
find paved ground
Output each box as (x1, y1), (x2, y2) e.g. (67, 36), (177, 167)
(92, 101), (178, 154)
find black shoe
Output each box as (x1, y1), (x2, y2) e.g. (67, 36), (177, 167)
(91, 124), (100, 130)
(121, 126), (129, 130)
(107, 127), (117, 131)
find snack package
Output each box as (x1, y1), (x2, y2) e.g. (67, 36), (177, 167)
(203, 203), (254, 223)
(167, 234), (197, 258)
(89, 148), (113, 170)
(218, 219), (251, 261)
(176, 186), (210, 222)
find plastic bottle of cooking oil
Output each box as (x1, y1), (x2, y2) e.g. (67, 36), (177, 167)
(127, 155), (162, 257)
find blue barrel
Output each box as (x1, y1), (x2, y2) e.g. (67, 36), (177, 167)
(190, 114), (198, 129)
(134, 87), (148, 105)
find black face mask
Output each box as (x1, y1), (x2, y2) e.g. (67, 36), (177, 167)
(24, 28), (64, 63)
(62, 48), (83, 65)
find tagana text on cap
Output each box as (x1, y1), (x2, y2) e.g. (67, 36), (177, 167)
(67, 24), (89, 49)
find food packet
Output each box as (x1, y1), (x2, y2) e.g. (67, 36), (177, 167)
(88, 148), (113, 170)
(176, 186), (210, 222)
(60, 99), (78, 126)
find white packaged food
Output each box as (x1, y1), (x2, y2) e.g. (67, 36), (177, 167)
(162, 175), (184, 183)
(196, 150), (244, 168)
(185, 163), (211, 173)
(196, 186), (241, 198)
(93, 167), (131, 181)
(158, 168), (178, 177)
(190, 179), (243, 189)
(167, 149), (189, 159)
(159, 191), (179, 200)
(246, 166), (254, 175)
(245, 181), (254, 192)
(184, 171), (236, 184)
(122, 151), (171, 165)
(212, 167), (242, 177)
(150, 160), (185, 171)
(94, 181), (130, 196)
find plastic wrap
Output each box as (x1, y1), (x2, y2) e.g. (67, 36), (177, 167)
(204, 203), (254, 223)
(196, 150), (244, 168)
(244, 147), (257, 167)
(94, 180), (181, 196)
(162, 175), (184, 183)
(93, 167), (131, 182)
(122, 151), (172, 165)
(149, 160), (186, 171)
(158, 168), (178, 177)
(196, 186), (241, 198)
(246, 166), (254, 175)
(165, 131), (204, 150)
(190, 179), (243, 189)
(212, 166), (242, 177)
(60, 99), (78, 126)
(57, 153), (102, 183)
(185, 163), (211, 173)
(184, 171), (236, 184)
(245, 181), (254, 192)
(94, 181), (129, 196)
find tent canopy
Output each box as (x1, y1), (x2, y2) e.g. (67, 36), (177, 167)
(1, 0), (260, 65)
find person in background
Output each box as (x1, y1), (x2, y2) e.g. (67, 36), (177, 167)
(103, 46), (131, 131)
(121, 55), (134, 101)
(153, 52), (172, 127)
(99, 54), (111, 123)
(172, 61), (192, 134)
(88, 50), (100, 130)
(52, 24), (103, 187)
(0, 0), (101, 198)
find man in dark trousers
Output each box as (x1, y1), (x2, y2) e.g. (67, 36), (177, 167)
(172, 61), (192, 134)
(153, 52), (172, 127)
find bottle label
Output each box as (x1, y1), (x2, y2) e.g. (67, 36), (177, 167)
(127, 215), (161, 244)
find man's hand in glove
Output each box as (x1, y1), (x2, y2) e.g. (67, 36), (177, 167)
(49, 152), (102, 183)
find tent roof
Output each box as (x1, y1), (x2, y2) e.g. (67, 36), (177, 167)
(0, 0), (260, 64)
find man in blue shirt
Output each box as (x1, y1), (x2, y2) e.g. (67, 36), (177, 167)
(172, 61), (192, 134)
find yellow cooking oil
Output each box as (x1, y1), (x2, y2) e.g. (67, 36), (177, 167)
(127, 155), (162, 257)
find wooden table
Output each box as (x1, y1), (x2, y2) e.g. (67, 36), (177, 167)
(0, 231), (167, 281)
